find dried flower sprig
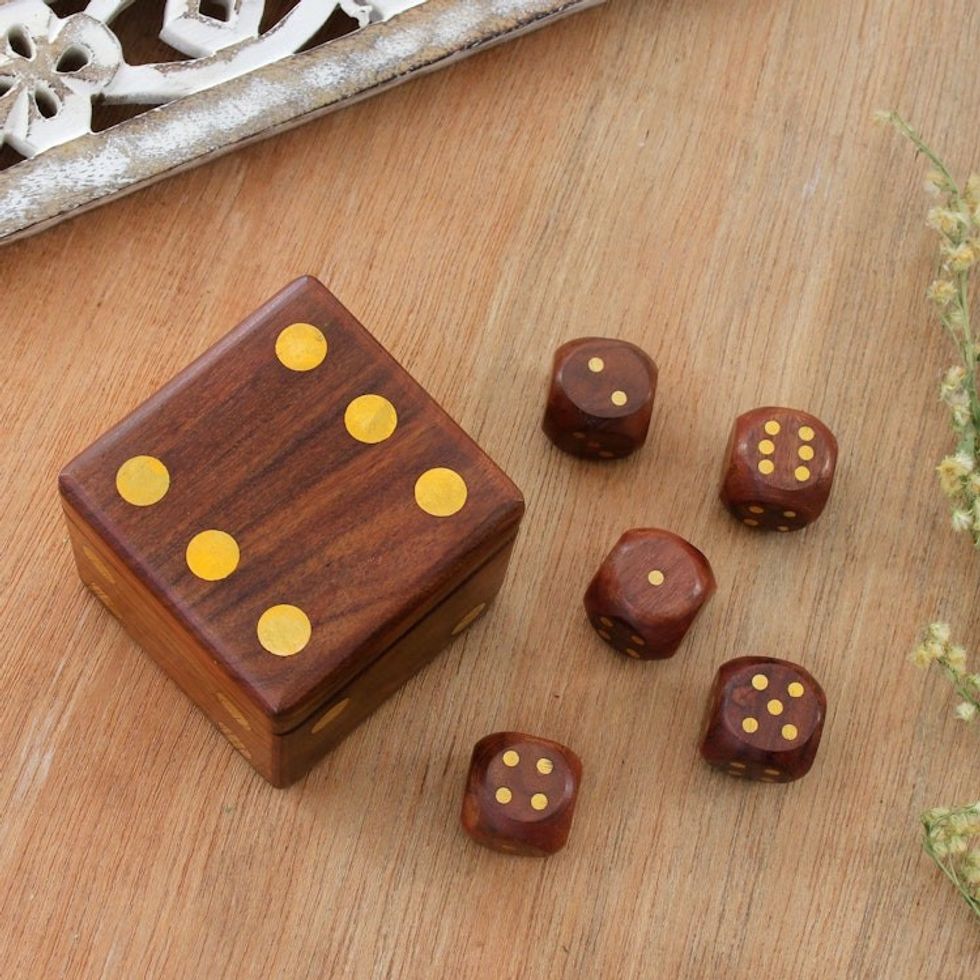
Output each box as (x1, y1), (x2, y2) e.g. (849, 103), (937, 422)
(922, 803), (980, 917)
(879, 111), (980, 921)
(877, 111), (980, 544)
(911, 623), (980, 724)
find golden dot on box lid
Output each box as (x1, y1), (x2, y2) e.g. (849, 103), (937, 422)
(598, 630), (612, 641)
(764, 420), (781, 436)
(782, 724), (799, 741)
(798, 445), (815, 461)
(185, 529), (240, 581)
(536, 758), (554, 775)
(799, 426), (815, 441)
(630, 635), (646, 646)
(748, 506), (765, 515)
(767, 699), (784, 716)
(751, 673), (768, 691)
(783, 510), (797, 518)
(610, 390), (629, 407)
(116, 455), (170, 506)
(414, 467), (467, 517)
(588, 356), (605, 373)
(794, 465), (811, 482)
(275, 323), (327, 371)
(764, 768), (781, 776)
(758, 439), (775, 455)
(777, 526), (790, 532)
(648, 570), (665, 586)
(530, 793), (549, 811)
(625, 648), (642, 659)
(257, 604), (311, 657)
(502, 750), (520, 767)
(742, 717), (759, 734)
(495, 787), (513, 805)
(743, 519), (760, 527)
(344, 394), (398, 444)
(788, 681), (805, 698)
(758, 459), (775, 475)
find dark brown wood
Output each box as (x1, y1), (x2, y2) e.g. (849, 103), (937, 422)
(583, 528), (716, 660)
(700, 657), (827, 783)
(58, 276), (525, 784)
(719, 407), (838, 532)
(461, 732), (582, 856)
(542, 337), (657, 459)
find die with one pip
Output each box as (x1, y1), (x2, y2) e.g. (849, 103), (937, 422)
(720, 406), (838, 532)
(700, 657), (826, 782)
(584, 528), (716, 660)
(461, 732), (582, 856)
(543, 337), (658, 459)
(59, 277), (524, 786)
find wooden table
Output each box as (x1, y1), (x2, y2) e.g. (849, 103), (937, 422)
(2, 1), (977, 975)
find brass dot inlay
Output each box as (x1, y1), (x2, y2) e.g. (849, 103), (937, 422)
(215, 692), (251, 731)
(647, 570), (665, 586)
(414, 468), (467, 517)
(630, 635), (646, 646)
(799, 426), (815, 441)
(588, 357), (605, 373)
(600, 617), (614, 628)
(530, 793), (549, 811)
(751, 674), (768, 691)
(794, 465), (811, 482)
(275, 323), (327, 371)
(777, 526), (790, 532)
(495, 787), (513, 805)
(783, 511), (797, 518)
(257, 604), (311, 657)
(502, 750), (520, 767)
(798, 445), (815, 461)
(788, 681), (805, 698)
(758, 459), (775, 475)
(598, 630), (612, 641)
(626, 648), (642, 658)
(743, 519), (760, 527)
(729, 762), (747, 770)
(451, 603), (487, 636)
(742, 717), (759, 734)
(344, 394), (398, 444)
(186, 529), (240, 581)
(764, 768), (782, 777)
(767, 699), (784, 716)
(782, 724), (799, 741)
(536, 758), (554, 775)
(611, 390), (628, 407)
(764, 420), (781, 436)
(758, 439), (775, 455)
(311, 698), (351, 734)
(116, 455), (170, 507)
(748, 506), (765, 515)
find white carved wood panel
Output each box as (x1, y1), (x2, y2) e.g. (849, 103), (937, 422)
(0, 0), (603, 243)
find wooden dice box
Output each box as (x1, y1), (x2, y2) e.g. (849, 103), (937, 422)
(59, 277), (525, 787)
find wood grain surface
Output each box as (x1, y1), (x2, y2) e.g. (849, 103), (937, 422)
(1, 0), (978, 975)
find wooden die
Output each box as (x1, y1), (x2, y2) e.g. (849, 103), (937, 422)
(60, 277), (525, 787)
(720, 407), (838, 531)
(700, 657), (826, 782)
(461, 732), (582, 856)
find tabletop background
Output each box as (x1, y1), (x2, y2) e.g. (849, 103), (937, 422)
(2, 0), (978, 976)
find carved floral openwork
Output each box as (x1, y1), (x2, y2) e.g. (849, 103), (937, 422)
(0, 0), (424, 158)
(0, 0), (604, 244)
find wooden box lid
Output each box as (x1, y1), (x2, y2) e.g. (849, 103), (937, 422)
(60, 277), (525, 733)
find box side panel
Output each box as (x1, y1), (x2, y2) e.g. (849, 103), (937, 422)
(63, 499), (279, 782)
(273, 537), (517, 787)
